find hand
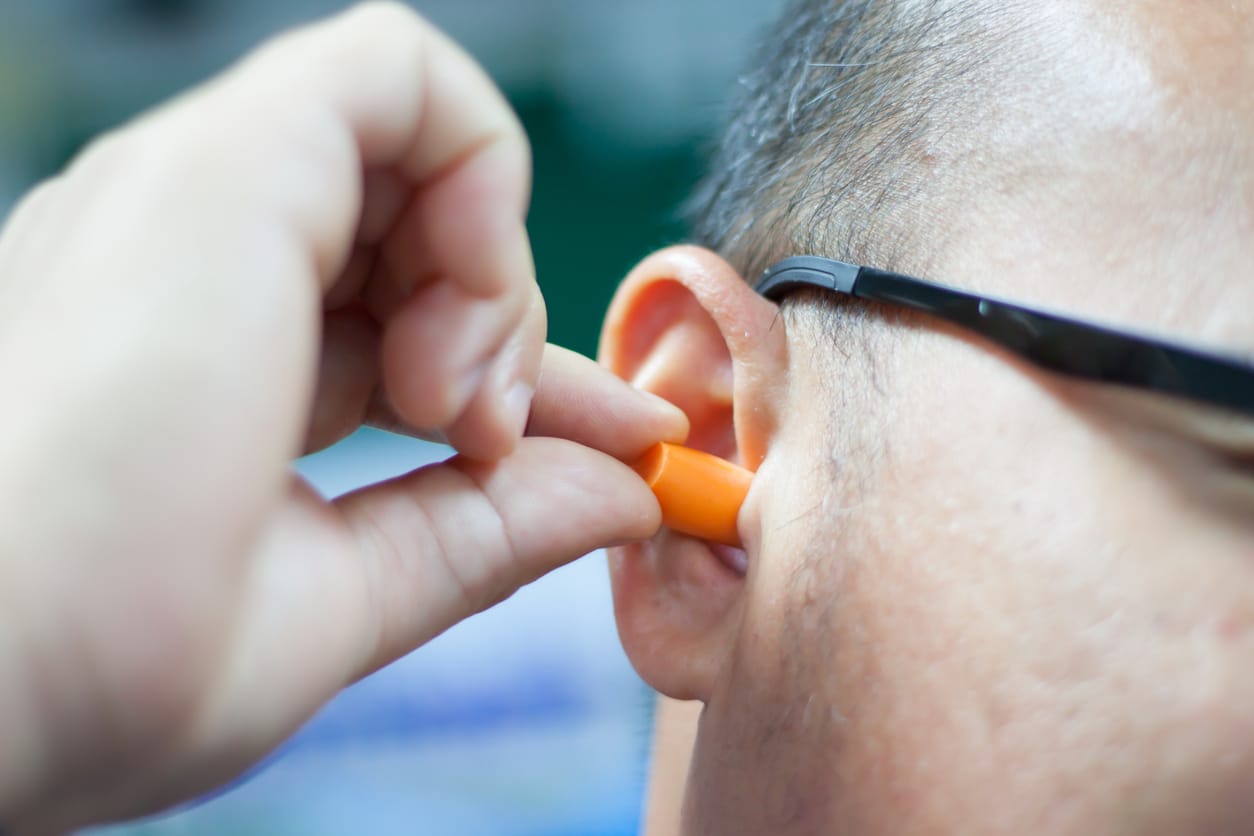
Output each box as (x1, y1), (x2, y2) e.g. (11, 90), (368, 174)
(0, 4), (686, 831)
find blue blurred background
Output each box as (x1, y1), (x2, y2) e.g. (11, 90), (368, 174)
(0, 1), (785, 832)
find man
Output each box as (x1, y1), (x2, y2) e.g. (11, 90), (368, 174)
(2, 1), (1252, 834)
(598, 0), (1254, 832)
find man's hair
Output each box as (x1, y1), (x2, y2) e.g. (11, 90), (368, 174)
(687, 0), (1014, 282)
(686, 0), (1026, 478)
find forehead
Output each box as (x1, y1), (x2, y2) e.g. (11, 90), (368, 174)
(938, 0), (1254, 352)
(1130, 0), (1254, 107)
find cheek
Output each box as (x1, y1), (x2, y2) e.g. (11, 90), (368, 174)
(692, 373), (1254, 833)
(685, 432), (872, 830)
(846, 387), (1254, 829)
(685, 562), (849, 833)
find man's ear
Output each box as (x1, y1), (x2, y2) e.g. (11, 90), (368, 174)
(598, 245), (788, 702)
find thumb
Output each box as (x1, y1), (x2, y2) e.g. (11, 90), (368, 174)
(337, 436), (661, 677)
(44, 440), (660, 827)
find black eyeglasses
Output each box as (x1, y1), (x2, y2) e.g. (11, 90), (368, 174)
(755, 256), (1254, 418)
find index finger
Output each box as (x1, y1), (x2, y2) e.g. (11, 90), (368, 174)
(211, 1), (531, 295)
(213, 3), (538, 459)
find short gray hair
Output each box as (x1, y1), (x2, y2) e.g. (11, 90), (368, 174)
(687, 0), (1015, 281)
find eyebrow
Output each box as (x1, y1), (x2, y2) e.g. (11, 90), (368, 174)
(756, 256), (1254, 419)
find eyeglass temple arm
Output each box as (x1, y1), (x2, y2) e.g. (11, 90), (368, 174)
(754, 256), (861, 298)
(756, 257), (1254, 417)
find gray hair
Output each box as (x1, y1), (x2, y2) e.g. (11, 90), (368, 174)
(687, 0), (1016, 281)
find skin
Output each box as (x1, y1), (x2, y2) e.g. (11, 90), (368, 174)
(0, 4), (688, 832)
(603, 1), (1254, 833)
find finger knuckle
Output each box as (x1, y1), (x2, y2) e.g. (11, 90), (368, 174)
(67, 124), (134, 180)
(65, 122), (186, 214)
(346, 1), (429, 73)
(349, 0), (424, 29)
(245, 2), (424, 88)
(338, 1), (430, 60)
(6, 175), (62, 227)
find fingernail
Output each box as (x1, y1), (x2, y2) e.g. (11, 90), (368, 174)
(636, 388), (689, 431)
(504, 380), (534, 439)
(636, 387), (680, 414)
(453, 361), (489, 417)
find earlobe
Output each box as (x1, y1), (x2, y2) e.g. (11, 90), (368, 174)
(598, 245), (787, 702)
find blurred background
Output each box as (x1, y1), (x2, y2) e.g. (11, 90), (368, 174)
(0, 1), (785, 832)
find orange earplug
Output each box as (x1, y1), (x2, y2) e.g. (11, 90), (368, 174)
(631, 443), (753, 547)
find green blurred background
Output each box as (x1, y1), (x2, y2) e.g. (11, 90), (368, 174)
(0, 0), (786, 357)
(521, 102), (695, 355)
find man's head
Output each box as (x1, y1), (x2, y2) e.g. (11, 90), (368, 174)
(599, 0), (1254, 832)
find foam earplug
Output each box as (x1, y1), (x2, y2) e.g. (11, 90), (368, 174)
(631, 443), (753, 548)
